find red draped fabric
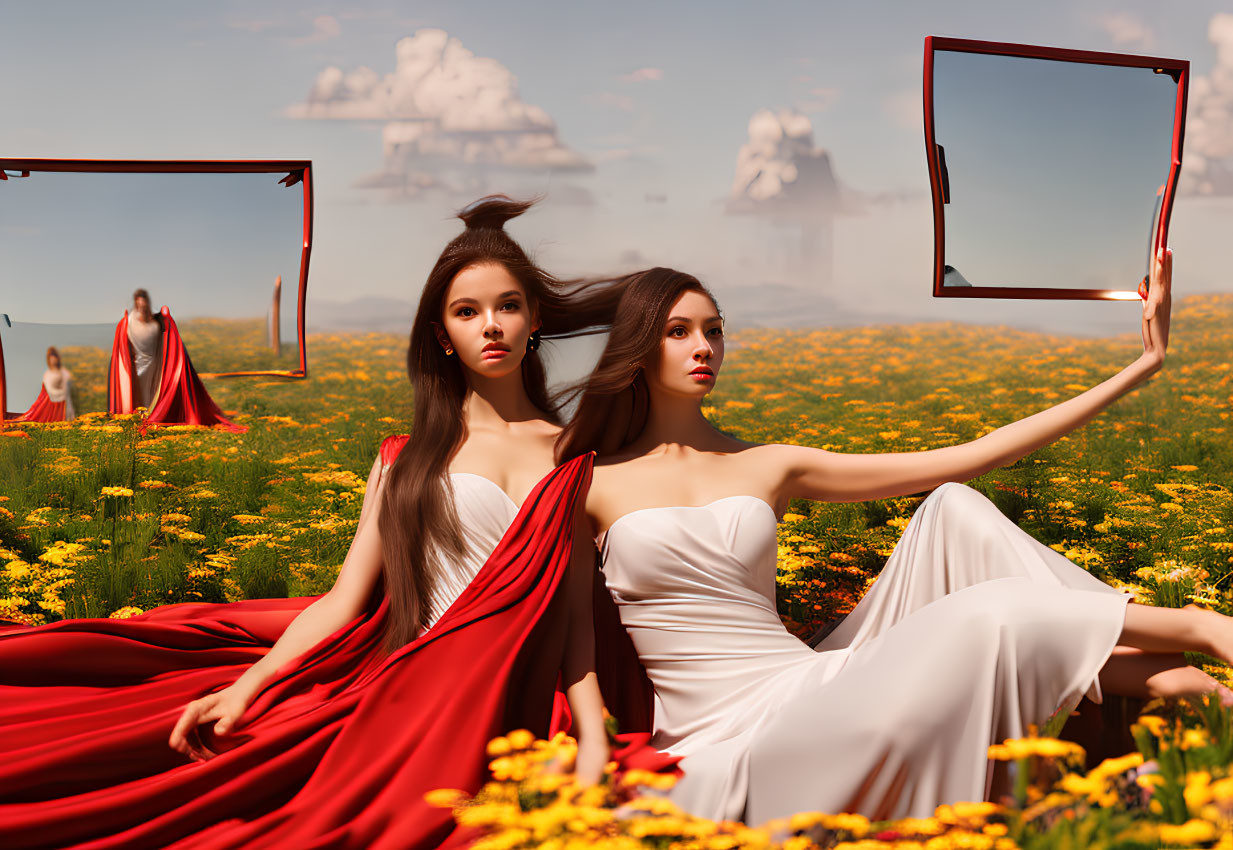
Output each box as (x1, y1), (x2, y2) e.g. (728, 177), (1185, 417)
(0, 445), (630, 849)
(10, 386), (67, 423)
(107, 308), (244, 432)
(106, 312), (136, 416)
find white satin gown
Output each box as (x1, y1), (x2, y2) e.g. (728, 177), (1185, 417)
(599, 481), (1131, 824)
(42, 368), (75, 420)
(127, 314), (163, 408)
(377, 466), (518, 634)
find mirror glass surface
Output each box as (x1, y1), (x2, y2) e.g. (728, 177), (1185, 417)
(932, 49), (1179, 295)
(0, 170), (304, 413)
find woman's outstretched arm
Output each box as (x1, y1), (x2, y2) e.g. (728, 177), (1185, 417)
(169, 454), (389, 760)
(768, 247), (1173, 504)
(561, 509), (610, 785)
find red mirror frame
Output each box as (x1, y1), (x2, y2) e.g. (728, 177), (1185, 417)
(923, 37), (1189, 300)
(0, 158), (314, 420)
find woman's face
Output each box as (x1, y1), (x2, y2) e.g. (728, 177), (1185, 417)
(437, 262), (539, 380)
(47, 353), (60, 369)
(134, 295), (150, 315)
(647, 288), (724, 399)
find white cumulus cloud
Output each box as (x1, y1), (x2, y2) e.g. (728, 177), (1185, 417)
(287, 29), (591, 196)
(727, 108), (841, 216)
(1095, 12), (1156, 50)
(1183, 13), (1233, 196)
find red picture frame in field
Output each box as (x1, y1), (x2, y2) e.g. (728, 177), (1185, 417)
(0, 158), (314, 419)
(923, 37), (1189, 300)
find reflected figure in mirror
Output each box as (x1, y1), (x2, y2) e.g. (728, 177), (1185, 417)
(13, 346), (76, 422)
(126, 288), (163, 408)
(107, 288), (244, 431)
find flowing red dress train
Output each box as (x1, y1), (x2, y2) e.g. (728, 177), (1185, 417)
(11, 385), (68, 423)
(107, 308), (244, 433)
(0, 443), (656, 849)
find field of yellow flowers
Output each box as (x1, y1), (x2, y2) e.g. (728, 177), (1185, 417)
(1, 294), (1231, 848)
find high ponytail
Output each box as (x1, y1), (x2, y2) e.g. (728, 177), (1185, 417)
(457, 195), (537, 231)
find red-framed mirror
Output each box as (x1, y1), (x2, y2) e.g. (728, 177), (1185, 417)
(0, 159), (313, 420)
(923, 37), (1188, 300)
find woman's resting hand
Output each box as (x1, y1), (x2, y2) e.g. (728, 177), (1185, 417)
(169, 681), (257, 762)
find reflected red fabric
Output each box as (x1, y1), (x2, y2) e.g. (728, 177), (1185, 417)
(10, 386), (67, 423)
(106, 312), (136, 415)
(107, 308), (244, 432)
(0, 447), (617, 849)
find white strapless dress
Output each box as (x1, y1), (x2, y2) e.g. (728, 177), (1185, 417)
(600, 481), (1131, 824)
(377, 468), (519, 634)
(127, 315), (163, 408)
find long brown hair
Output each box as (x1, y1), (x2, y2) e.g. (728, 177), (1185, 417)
(555, 267), (718, 463)
(379, 195), (625, 651)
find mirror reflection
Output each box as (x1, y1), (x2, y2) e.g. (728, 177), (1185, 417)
(931, 49), (1180, 296)
(0, 170), (305, 418)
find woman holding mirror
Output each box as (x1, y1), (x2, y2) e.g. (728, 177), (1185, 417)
(0, 197), (655, 849)
(556, 248), (1233, 823)
(107, 288), (243, 431)
(12, 346), (76, 423)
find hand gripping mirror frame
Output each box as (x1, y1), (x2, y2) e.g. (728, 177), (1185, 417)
(0, 158), (314, 421)
(922, 37), (1189, 301)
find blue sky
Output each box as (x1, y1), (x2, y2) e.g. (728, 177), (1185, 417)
(2, 0), (1232, 349)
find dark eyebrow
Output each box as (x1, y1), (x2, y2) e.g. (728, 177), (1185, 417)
(447, 290), (523, 310)
(666, 315), (722, 325)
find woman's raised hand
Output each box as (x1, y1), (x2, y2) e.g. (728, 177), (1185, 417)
(169, 683), (255, 762)
(1140, 246), (1173, 366)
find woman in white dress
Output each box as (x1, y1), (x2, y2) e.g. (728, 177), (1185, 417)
(13, 346), (76, 422)
(556, 252), (1233, 824)
(42, 347), (75, 420)
(126, 288), (164, 408)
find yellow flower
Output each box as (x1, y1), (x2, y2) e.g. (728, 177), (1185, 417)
(109, 606), (144, 619)
(619, 769), (679, 790)
(988, 736), (1084, 762)
(303, 470), (366, 489)
(1136, 715), (1169, 737)
(1061, 772), (1117, 807)
(781, 513), (807, 523)
(1157, 818), (1218, 845)
(423, 788), (467, 809)
(100, 486), (134, 498)
(505, 729), (535, 750)
(1182, 728), (1210, 750)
